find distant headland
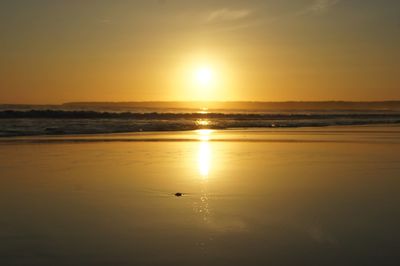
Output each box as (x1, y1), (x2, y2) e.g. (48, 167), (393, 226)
(1, 101), (400, 112)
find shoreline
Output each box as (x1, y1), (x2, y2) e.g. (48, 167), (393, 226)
(1, 124), (399, 145)
(1, 121), (400, 139)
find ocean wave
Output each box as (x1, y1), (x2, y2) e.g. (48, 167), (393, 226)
(0, 110), (399, 137)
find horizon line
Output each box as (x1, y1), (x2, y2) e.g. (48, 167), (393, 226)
(2, 100), (400, 106)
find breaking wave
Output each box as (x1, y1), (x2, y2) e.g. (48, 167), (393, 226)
(0, 110), (399, 137)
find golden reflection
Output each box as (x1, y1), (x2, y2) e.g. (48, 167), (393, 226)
(198, 141), (211, 178)
(197, 129), (213, 178)
(194, 129), (213, 225)
(197, 129), (213, 141)
(196, 119), (211, 127)
(198, 107), (209, 115)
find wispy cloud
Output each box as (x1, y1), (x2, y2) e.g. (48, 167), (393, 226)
(206, 8), (252, 23)
(202, 1), (341, 33)
(307, 0), (341, 13)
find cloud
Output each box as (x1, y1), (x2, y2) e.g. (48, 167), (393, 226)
(202, 1), (340, 33)
(308, 0), (341, 13)
(292, 0), (341, 17)
(206, 8), (252, 23)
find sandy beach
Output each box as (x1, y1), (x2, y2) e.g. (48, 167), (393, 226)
(1, 125), (399, 265)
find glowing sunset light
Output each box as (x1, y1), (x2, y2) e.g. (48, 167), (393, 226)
(1, 1), (400, 265)
(197, 129), (213, 178)
(196, 119), (211, 127)
(195, 67), (213, 87)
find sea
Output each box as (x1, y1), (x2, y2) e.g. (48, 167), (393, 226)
(1, 102), (400, 137)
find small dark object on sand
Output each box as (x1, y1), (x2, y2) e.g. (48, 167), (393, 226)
(175, 193), (183, 197)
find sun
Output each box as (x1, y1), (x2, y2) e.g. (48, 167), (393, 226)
(194, 67), (213, 87)
(175, 56), (225, 101)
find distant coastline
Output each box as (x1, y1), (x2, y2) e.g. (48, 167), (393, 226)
(1, 101), (400, 113)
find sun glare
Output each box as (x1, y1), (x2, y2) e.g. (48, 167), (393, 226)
(195, 67), (213, 87)
(175, 54), (228, 101)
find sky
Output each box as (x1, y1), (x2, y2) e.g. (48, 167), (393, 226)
(0, 0), (399, 104)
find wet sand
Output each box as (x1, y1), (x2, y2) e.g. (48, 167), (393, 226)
(0, 125), (400, 265)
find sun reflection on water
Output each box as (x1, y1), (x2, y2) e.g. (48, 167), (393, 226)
(198, 141), (211, 178)
(197, 129), (213, 178)
(197, 129), (213, 141)
(196, 119), (211, 128)
(194, 129), (213, 226)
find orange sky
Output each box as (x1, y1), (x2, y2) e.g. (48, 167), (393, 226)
(1, 1), (399, 104)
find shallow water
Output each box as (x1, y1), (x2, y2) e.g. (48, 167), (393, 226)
(1, 126), (400, 265)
